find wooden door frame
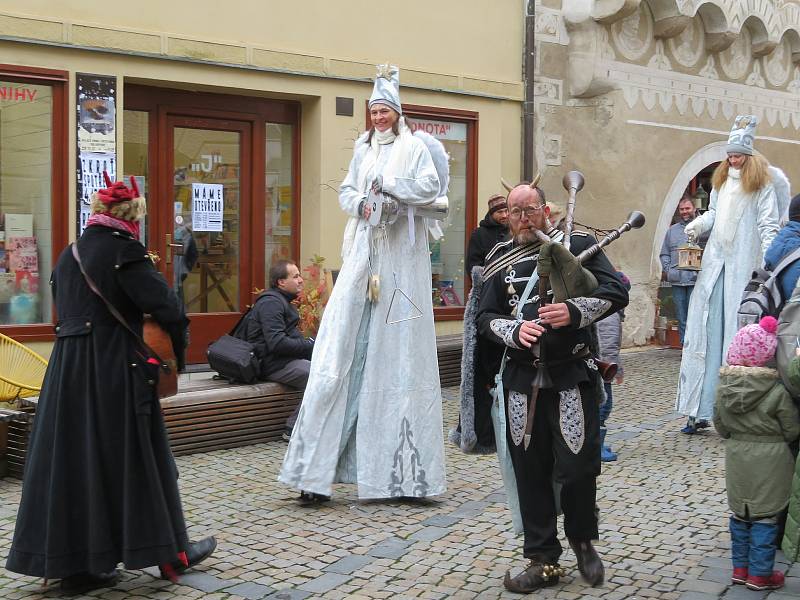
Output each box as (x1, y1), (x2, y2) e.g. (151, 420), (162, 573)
(124, 85), (301, 361)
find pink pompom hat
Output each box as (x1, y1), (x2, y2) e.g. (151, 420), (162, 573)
(726, 316), (779, 367)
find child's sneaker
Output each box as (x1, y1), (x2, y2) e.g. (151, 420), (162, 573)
(731, 567), (748, 585)
(745, 571), (784, 591)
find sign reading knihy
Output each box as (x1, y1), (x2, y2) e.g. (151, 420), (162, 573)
(191, 183), (224, 232)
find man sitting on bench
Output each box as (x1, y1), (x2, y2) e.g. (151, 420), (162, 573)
(240, 259), (314, 440)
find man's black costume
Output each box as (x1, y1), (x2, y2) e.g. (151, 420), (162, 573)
(476, 227), (628, 590)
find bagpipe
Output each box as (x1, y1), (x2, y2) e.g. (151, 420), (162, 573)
(452, 170), (644, 453)
(527, 171), (645, 382)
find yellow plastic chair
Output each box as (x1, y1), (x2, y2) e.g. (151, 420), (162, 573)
(0, 333), (48, 403)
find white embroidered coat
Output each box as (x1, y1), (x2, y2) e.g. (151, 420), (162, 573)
(676, 171), (781, 420)
(278, 130), (447, 499)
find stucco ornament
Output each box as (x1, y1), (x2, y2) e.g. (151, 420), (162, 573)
(668, 16), (704, 68)
(720, 27), (752, 80)
(765, 38), (791, 87)
(611, 4), (652, 60)
(746, 60), (767, 88)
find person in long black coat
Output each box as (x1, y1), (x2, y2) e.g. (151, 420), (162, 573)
(6, 177), (215, 594)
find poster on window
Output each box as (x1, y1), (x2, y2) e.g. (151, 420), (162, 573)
(77, 75), (116, 154)
(79, 153), (116, 232)
(191, 183), (224, 232)
(76, 74), (117, 234)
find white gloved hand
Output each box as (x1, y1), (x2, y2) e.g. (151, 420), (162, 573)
(684, 221), (700, 244)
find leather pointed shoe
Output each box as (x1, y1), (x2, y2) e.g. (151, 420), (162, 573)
(569, 539), (604, 587)
(503, 560), (563, 593)
(160, 536), (217, 579)
(61, 570), (120, 595)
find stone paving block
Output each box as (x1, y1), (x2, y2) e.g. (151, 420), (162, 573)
(225, 581), (276, 599)
(700, 556), (732, 569)
(448, 500), (490, 519)
(678, 592), (724, 600)
(323, 554), (375, 574)
(265, 590), (312, 600)
(410, 526), (450, 542)
(420, 514), (460, 527)
(175, 572), (231, 593)
(699, 566), (734, 584)
(367, 537), (414, 559)
(722, 585), (768, 599)
(678, 576), (728, 595)
(298, 572), (352, 593)
(484, 493), (507, 504)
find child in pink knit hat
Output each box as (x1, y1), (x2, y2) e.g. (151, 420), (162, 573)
(714, 316), (800, 591)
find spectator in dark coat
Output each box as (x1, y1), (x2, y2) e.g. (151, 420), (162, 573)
(240, 259), (314, 439)
(765, 194), (800, 302)
(466, 194), (509, 275)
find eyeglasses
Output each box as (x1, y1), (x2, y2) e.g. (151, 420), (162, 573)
(508, 204), (545, 220)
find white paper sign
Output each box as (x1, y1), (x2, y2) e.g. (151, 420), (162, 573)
(192, 183), (224, 232)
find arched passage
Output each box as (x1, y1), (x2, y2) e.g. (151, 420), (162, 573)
(649, 140), (727, 279)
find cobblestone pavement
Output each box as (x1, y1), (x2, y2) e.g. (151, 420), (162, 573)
(0, 347), (799, 599)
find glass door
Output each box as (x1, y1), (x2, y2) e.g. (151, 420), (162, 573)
(164, 116), (252, 363)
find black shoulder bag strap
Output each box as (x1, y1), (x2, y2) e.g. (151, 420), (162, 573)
(71, 242), (169, 372)
(230, 292), (269, 338)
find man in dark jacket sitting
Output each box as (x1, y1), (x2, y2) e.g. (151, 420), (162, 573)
(241, 259), (314, 440)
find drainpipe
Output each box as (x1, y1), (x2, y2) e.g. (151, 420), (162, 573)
(522, 0), (536, 181)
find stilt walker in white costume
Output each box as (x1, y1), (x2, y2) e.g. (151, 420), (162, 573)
(676, 115), (788, 434)
(279, 65), (448, 502)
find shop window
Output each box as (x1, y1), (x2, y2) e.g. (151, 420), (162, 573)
(404, 106), (477, 319)
(122, 110), (149, 247)
(265, 123), (294, 271)
(0, 67), (67, 336)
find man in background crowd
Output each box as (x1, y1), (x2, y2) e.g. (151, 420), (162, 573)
(466, 193), (509, 275)
(660, 196), (699, 346)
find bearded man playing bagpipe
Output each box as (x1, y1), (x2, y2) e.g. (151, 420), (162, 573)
(475, 181), (629, 593)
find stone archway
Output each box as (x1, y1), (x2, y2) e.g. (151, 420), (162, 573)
(624, 141), (727, 347)
(649, 140), (727, 279)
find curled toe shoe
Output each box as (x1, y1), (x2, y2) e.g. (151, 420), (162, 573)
(503, 560), (565, 593)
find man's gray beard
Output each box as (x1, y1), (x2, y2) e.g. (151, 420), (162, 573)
(514, 228), (540, 244)
(514, 220), (550, 244)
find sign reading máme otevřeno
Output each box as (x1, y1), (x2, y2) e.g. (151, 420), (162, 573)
(192, 183), (224, 232)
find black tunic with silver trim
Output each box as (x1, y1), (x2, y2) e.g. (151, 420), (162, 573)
(476, 230), (628, 393)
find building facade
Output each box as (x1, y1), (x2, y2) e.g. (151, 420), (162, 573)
(2, 0), (800, 359)
(0, 1), (525, 361)
(534, 0), (800, 344)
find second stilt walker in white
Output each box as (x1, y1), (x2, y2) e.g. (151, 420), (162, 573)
(279, 65), (448, 501)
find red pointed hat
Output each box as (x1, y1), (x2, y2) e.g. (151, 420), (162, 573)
(96, 171), (142, 205)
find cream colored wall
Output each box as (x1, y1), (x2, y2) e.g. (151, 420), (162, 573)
(0, 2), (523, 96)
(13, 0), (521, 82)
(0, 31), (521, 350)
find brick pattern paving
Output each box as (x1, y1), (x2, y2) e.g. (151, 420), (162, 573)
(0, 348), (799, 599)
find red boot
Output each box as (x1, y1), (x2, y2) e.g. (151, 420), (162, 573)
(745, 570), (784, 591)
(731, 567), (748, 585)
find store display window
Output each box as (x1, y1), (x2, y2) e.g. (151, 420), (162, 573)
(403, 106), (477, 320)
(265, 123), (294, 272)
(0, 66), (67, 337)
